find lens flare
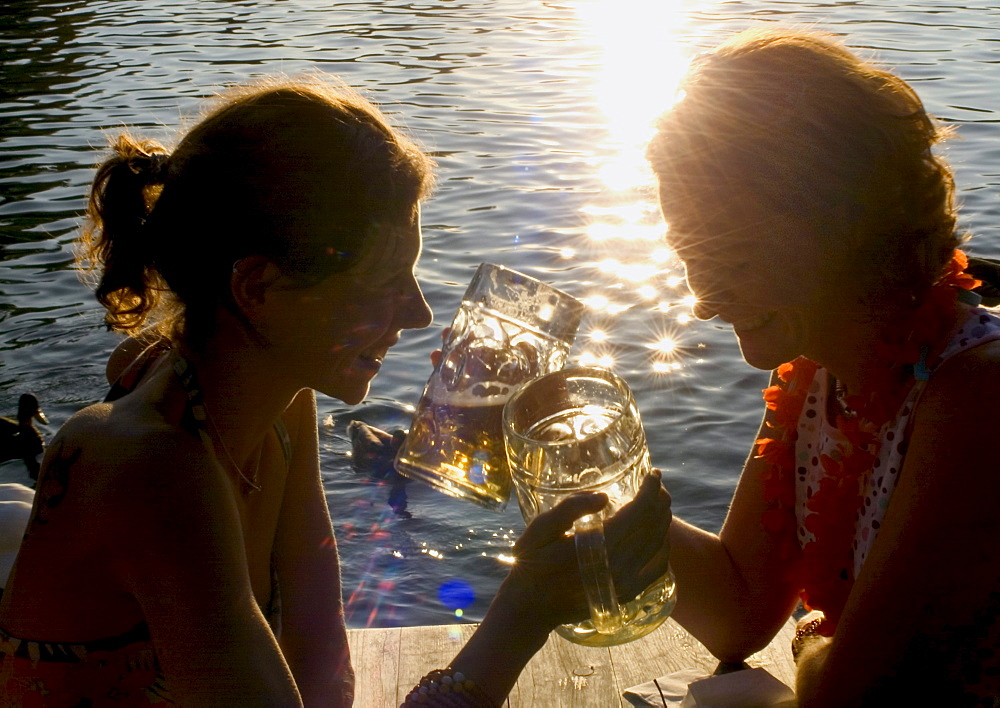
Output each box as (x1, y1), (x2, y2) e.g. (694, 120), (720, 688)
(438, 578), (476, 611)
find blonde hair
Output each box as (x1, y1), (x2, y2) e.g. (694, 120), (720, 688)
(79, 77), (435, 343)
(647, 28), (961, 300)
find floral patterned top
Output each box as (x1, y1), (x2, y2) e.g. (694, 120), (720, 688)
(793, 304), (1000, 578)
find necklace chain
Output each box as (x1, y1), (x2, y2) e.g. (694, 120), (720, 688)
(172, 355), (261, 494)
(833, 378), (855, 417)
(203, 401), (262, 494)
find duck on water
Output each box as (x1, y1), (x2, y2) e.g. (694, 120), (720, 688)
(0, 393), (48, 481)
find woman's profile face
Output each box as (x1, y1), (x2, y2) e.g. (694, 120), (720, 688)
(665, 210), (845, 371)
(263, 207), (433, 404)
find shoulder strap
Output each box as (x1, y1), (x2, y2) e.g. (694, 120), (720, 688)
(272, 418), (293, 467)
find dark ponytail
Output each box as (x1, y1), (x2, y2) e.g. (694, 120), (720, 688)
(78, 78), (434, 347)
(79, 133), (173, 335)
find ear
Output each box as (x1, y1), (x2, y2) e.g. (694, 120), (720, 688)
(230, 255), (286, 320)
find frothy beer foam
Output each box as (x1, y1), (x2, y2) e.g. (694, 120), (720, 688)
(426, 381), (515, 407)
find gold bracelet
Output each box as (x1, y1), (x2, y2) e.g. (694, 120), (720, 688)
(401, 668), (498, 707)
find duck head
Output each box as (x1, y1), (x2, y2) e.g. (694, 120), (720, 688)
(17, 393), (47, 426)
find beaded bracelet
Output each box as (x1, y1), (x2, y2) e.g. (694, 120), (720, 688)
(401, 668), (499, 707)
(791, 615), (826, 663)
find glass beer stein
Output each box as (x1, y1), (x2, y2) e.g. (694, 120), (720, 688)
(394, 263), (584, 510)
(503, 366), (676, 646)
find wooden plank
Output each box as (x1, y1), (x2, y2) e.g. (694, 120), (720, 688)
(610, 617), (797, 701)
(511, 635), (615, 706)
(350, 617), (797, 706)
(396, 624), (477, 704)
(609, 619), (721, 698)
(744, 618), (797, 689)
(347, 626), (400, 707)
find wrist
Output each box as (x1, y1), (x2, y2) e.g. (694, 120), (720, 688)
(495, 571), (562, 628)
(481, 576), (554, 653)
(791, 612), (828, 663)
(442, 584), (550, 705)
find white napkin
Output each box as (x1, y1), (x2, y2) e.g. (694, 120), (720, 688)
(623, 667), (796, 707)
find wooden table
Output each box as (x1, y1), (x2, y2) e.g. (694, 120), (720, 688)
(348, 616), (797, 706)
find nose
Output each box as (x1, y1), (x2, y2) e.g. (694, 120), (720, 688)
(683, 261), (726, 321)
(398, 275), (433, 330)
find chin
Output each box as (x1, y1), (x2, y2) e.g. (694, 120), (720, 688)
(316, 380), (371, 406)
(738, 343), (796, 372)
(736, 316), (804, 372)
(337, 388), (369, 406)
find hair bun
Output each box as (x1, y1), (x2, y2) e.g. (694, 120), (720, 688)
(127, 151), (171, 184)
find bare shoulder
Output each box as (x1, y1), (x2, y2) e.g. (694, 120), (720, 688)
(40, 398), (220, 526)
(59, 397), (204, 468)
(874, 336), (1000, 602)
(915, 334), (1000, 439)
(281, 388), (318, 432)
(827, 339), (1000, 702)
(12, 401), (225, 615)
(923, 337), (1000, 404)
(277, 388), (319, 464)
(104, 334), (172, 386)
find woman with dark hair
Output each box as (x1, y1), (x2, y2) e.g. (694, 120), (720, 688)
(1, 79), (435, 706)
(648, 29), (1000, 704)
(0, 79), (672, 706)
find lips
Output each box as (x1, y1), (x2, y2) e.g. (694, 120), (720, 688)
(357, 353), (384, 368)
(353, 335), (399, 373)
(730, 311), (775, 333)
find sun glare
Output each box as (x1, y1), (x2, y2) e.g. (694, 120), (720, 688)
(650, 337), (677, 354)
(570, 0), (700, 384)
(578, 351), (618, 369)
(576, 0), (693, 193)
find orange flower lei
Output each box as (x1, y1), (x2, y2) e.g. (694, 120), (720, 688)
(755, 250), (981, 635)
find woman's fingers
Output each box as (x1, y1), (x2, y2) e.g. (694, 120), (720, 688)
(507, 471), (673, 625)
(611, 492), (671, 559)
(428, 327), (452, 368)
(602, 471), (673, 597)
(605, 470), (670, 547)
(515, 492), (608, 555)
(614, 521), (673, 600)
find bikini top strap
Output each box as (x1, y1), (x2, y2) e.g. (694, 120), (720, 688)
(174, 355), (293, 468)
(272, 418), (293, 467)
(171, 355), (213, 447)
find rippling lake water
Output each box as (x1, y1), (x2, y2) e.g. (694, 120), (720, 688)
(2, 0), (999, 628)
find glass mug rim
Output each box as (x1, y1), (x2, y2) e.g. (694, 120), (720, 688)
(466, 263), (585, 345)
(502, 365), (636, 452)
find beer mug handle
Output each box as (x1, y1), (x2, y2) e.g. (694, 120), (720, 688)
(573, 513), (623, 634)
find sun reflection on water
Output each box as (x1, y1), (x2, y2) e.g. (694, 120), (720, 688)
(578, 0), (694, 191)
(573, 0), (697, 379)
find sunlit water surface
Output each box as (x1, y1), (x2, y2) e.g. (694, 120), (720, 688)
(2, 0), (999, 628)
